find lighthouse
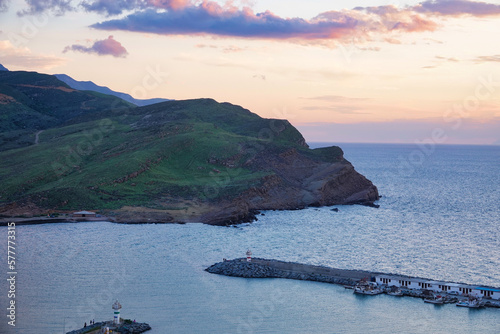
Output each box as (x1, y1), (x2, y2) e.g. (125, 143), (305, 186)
(112, 300), (122, 325)
(246, 249), (252, 262)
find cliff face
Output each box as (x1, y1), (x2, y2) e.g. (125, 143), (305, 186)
(199, 147), (379, 225)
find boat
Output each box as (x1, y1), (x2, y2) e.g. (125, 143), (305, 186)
(456, 297), (484, 308)
(353, 282), (383, 295)
(386, 287), (403, 296)
(424, 295), (444, 304)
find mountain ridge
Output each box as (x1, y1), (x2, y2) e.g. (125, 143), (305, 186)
(54, 73), (170, 107)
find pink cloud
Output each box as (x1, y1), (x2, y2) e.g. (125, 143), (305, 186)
(414, 0), (500, 17)
(63, 35), (128, 58)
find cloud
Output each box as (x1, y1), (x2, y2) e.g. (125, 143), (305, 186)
(414, 0), (500, 17)
(303, 95), (372, 102)
(14, 0), (500, 48)
(91, 6), (360, 40)
(18, 0), (73, 16)
(252, 74), (266, 80)
(473, 55), (500, 63)
(63, 35), (128, 58)
(0, 0), (8, 12)
(194, 43), (245, 53)
(81, 0), (192, 16)
(435, 55), (459, 62)
(301, 105), (370, 115)
(0, 39), (66, 69)
(90, 3), (444, 44)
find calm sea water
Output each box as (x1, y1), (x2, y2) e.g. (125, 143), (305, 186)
(1, 144), (499, 334)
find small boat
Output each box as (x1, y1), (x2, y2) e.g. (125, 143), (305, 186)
(424, 296), (444, 304)
(456, 297), (483, 308)
(353, 282), (383, 295)
(387, 290), (403, 296)
(387, 287), (403, 296)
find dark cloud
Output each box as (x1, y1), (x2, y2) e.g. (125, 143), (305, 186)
(414, 0), (500, 17)
(18, 0), (73, 16)
(81, 0), (191, 16)
(0, 0), (9, 12)
(63, 35), (128, 58)
(91, 5), (363, 40)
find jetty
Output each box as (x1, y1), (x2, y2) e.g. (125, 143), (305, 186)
(205, 257), (500, 308)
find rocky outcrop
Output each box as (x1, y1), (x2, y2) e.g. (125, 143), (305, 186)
(117, 322), (152, 334)
(66, 321), (151, 334)
(199, 147), (379, 225)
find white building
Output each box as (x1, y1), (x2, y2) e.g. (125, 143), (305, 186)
(472, 287), (500, 300)
(374, 274), (500, 300)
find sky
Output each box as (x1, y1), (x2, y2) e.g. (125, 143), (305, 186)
(0, 0), (499, 145)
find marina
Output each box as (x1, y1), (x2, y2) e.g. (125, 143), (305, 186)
(206, 256), (500, 309)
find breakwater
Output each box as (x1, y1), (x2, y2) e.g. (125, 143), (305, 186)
(206, 258), (375, 286)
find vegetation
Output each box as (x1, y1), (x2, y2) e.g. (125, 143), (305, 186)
(0, 71), (344, 214)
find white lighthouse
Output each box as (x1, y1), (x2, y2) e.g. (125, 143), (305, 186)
(112, 300), (122, 325)
(246, 249), (252, 262)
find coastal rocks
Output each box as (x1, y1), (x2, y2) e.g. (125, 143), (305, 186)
(200, 154), (380, 225)
(117, 322), (152, 334)
(66, 321), (151, 334)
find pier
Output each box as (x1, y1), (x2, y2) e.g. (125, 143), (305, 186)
(205, 258), (500, 308)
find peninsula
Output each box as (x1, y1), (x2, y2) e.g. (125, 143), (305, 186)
(0, 70), (379, 225)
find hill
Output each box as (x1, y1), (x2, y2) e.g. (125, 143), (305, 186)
(0, 70), (132, 151)
(54, 74), (170, 107)
(0, 71), (379, 225)
(0, 64), (8, 71)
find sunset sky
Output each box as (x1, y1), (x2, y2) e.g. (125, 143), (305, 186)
(1, 0), (499, 145)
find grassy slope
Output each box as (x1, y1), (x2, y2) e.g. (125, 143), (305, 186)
(0, 98), (324, 212)
(0, 71), (132, 151)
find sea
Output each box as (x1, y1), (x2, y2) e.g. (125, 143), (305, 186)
(1, 143), (499, 334)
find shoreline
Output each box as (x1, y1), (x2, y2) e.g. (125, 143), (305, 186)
(0, 216), (117, 226)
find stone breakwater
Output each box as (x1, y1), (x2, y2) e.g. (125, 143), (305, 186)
(205, 258), (374, 286)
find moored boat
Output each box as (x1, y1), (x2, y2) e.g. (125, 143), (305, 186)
(386, 287), (403, 296)
(424, 295), (444, 304)
(456, 297), (484, 308)
(353, 282), (383, 295)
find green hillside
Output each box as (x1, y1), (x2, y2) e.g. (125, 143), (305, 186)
(0, 71), (132, 151)
(0, 94), (321, 212)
